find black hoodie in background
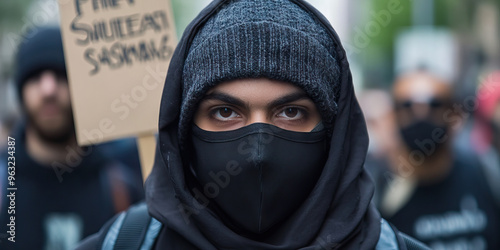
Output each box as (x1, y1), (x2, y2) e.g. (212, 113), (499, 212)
(0, 124), (144, 250)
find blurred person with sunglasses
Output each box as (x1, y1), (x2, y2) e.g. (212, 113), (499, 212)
(370, 69), (500, 250)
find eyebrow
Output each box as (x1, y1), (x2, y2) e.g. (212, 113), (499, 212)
(201, 91), (311, 108)
(202, 92), (247, 107)
(269, 92), (310, 107)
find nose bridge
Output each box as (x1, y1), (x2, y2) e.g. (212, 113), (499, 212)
(412, 102), (430, 119)
(247, 110), (271, 125)
(39, 71), (58, 95)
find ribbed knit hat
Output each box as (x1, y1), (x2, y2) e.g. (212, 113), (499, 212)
(180, 0), (341, 139)
(14, 26), (66, 103)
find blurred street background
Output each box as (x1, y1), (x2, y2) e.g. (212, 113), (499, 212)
(1, 0), (498, 148)
(1, 1), (500, 249)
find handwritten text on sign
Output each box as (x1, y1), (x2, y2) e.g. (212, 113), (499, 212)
(59, 0), (177, 145)
(70, 0), (173, 75)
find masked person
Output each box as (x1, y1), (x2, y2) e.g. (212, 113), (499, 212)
(0, 26), (144, 250)
(76, 1), (429, 249)
(369, 70), (500, 250)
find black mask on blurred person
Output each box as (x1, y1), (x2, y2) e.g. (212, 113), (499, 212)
(399, 120), (448, 153)
(190, 123), (327, 234)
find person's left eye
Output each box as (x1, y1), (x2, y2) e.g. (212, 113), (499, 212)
(277, 107), (304, 120)
(212, 107), (240, 121)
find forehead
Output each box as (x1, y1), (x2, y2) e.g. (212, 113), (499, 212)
(393, 73), (452, 102)
(206, 78), (307, 99)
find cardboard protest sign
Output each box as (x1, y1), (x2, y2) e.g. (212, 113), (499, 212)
(58, 0), (177, 146)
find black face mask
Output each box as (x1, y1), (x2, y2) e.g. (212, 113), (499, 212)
(190, 123), (328, 234)
(399, 120), (448, 152)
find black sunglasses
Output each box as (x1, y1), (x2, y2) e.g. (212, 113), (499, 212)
(395, 98), (451, 110)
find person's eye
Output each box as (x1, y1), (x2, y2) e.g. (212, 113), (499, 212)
(277, 107), (304, 120)
(212, 107), (240, 120)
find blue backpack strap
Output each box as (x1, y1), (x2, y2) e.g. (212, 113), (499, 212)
(376, 219), (399, 250)
(100, 202), (162, 250)
(397, 232), (431, 250)
(383, 219), (431, 250)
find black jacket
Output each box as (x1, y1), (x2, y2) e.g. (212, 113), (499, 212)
(76, 0), (429, 249)
(0, 124), (144, 250)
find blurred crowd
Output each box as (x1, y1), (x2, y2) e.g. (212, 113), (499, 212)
(0, 0), (499, 250)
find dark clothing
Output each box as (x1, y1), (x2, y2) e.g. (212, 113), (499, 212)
(76, 202), (428, 250)
(369, 153), (500, 250)
(147, 0), (380, 248)
(0, 125), (144, 250)
(77, 0), (415, 249)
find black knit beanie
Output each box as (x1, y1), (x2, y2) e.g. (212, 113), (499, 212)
(14, 26), (66, 103)
(179, 0), (341, 141)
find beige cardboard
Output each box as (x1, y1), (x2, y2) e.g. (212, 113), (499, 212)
(58, 0), (177, 145)
(137, 134), (156, 182)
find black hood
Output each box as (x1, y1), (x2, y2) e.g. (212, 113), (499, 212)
(145, 0), (381, 249)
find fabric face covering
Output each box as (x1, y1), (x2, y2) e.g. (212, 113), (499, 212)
(190, 123), (328, 234)
(399, 119), (448, 153)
